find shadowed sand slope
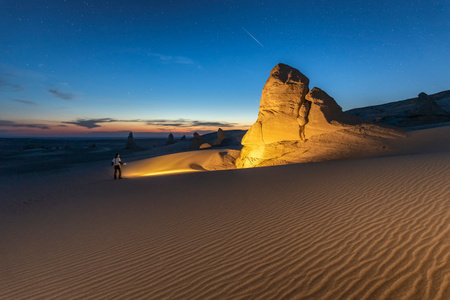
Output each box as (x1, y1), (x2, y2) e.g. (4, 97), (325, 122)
(1, 148), (449, 299)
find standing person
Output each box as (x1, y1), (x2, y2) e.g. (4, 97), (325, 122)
(112, 153), (126, 179)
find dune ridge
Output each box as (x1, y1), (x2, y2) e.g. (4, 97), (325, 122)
(124, 149), (239, 177)
(1, 146), (449, 299)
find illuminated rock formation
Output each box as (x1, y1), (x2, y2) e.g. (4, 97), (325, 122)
(236, 64), (403, 168)
(246, 63), (310, 145)
(301, 87), (360, 138)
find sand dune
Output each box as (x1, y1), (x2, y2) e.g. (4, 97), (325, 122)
(1, 125), (449, 299)
(125, 149), (237, 177)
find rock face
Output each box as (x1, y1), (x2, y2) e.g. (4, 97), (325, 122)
(243, 63), (310, 145)
(236, 64), (403, 168)
(125, 132), (140, 150)
(213, 128), (236, 146)
(213, 128), (227, 145)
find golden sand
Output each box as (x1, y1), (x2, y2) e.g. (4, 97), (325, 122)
(1, 125), (449, 299)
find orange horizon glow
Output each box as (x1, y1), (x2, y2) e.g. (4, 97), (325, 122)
(0, 120), (250, 137)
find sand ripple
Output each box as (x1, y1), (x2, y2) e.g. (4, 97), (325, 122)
(1, 152), (449, 299)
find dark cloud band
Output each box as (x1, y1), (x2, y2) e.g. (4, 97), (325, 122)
(48, 89), (75, 100)
(0, 120), (49, 130)
(12, 99), (38, 106)
(62, 118), (117, 129)
(64, 118), (240, 129)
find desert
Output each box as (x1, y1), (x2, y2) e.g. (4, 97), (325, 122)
(3, 0), (450, 298)
(1, 63), (450, 299)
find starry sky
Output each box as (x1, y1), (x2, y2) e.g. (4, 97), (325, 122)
(1, 0), (449, 137)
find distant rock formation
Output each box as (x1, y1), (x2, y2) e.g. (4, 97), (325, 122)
(410, 92), (450, 123)
(166, 133), (175, 145)
(191, 132), (204, 149)
(236, 63), (403, 168)
(346, 90), (450, 127)
(211, 128), (234, 146)
(125, 132), (141, 150)
(214, 128), (227, 145)
(180, 135), (187, 141)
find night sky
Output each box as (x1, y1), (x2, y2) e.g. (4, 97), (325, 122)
(1, 0), (449, 137)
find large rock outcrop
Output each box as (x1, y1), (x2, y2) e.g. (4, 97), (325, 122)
(236, 64), (404, 168)
(242, 63), (310, 145)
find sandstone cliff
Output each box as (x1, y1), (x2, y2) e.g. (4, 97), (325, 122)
(236, 64), (404, 168)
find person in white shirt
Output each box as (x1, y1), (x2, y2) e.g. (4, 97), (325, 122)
(111, 153), (126, 179)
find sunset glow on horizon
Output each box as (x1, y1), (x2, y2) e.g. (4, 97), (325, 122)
(1, 0), (449, 138)
(0, 118), (250, 138)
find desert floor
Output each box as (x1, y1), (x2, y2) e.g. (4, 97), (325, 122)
(1, 124), (449, 299)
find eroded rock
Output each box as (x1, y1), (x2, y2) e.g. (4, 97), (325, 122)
(236, 64), (403, 168)
(125, 132), (141, 150)
(191, 132), (204, 149)
(166, 133), (175, 145)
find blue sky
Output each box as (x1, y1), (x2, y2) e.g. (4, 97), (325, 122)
(1, 0), (449, 137)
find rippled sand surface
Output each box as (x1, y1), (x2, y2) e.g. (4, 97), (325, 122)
(1, 125), (449, 299)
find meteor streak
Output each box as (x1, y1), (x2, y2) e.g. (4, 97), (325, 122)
(242, 27), (264, 48)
